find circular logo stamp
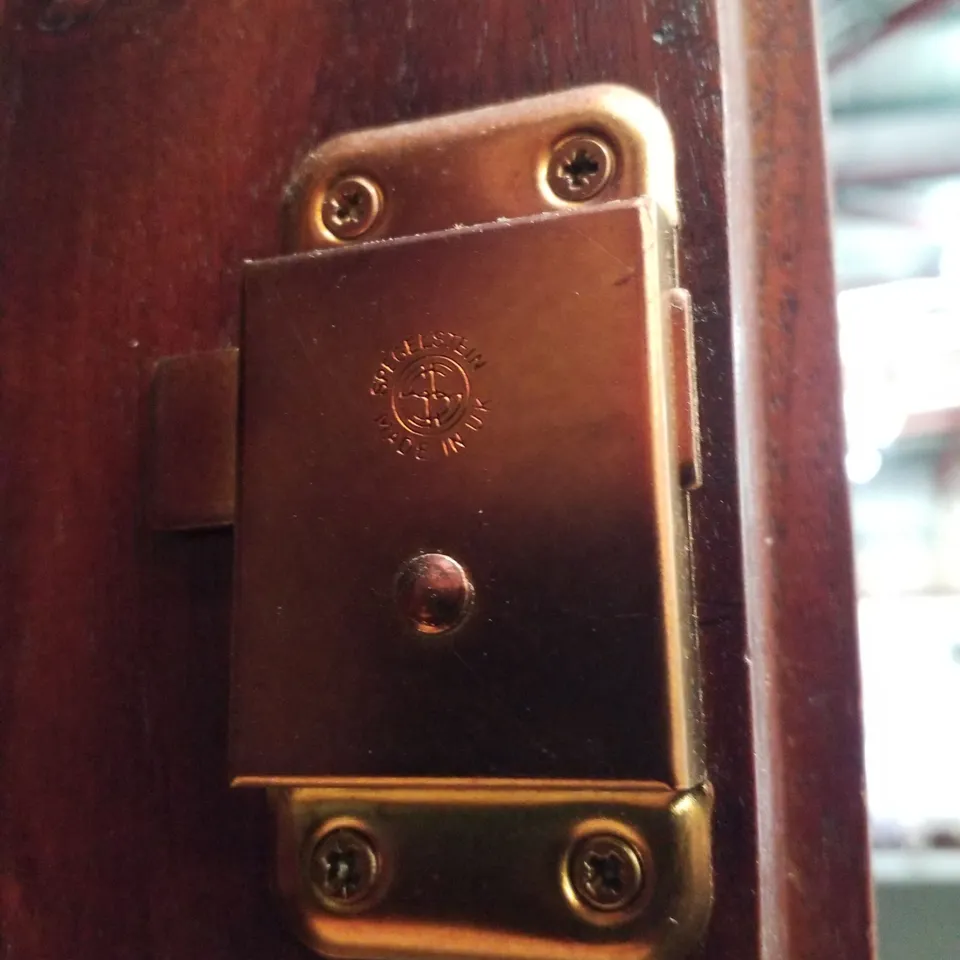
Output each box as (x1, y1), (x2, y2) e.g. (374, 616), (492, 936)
(391, 355), (471, 436)
(371, 332), (489, 460)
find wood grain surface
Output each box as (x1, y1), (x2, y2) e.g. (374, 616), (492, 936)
(0, 1), (871, 958)
(720, 0), (876, 954)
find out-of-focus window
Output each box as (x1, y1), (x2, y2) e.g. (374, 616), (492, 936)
(825, 5), (960, 957)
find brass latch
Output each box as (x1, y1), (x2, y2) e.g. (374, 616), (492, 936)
(150, 85), (710, 960)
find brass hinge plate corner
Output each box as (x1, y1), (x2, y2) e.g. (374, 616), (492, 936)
(285, 83), (678, 252)
(274, 781), (713, 960)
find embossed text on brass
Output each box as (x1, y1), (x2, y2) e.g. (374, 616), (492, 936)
(371, 332), (489, 460)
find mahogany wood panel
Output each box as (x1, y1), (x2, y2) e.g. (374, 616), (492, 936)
(0, 1), (871, 958)
(720, 0), (875, 954)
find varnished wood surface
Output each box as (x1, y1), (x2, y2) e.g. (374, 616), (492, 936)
(0, 1), (870, 958)
(720, 0), (876, 954)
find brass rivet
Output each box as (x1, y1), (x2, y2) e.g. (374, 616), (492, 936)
(567, 833), (644, 913)
(395, 553), (474, 635)
(308, 826), (381, 911)
(546, 133), (615, 202)
(318, 175), (383, 241)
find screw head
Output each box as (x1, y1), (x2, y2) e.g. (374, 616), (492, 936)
(568, 833), (644, 913)
(319, 175), (383, 240)
(395, 553), (474, 635)
(547, 133), (615, 202)
(308, 826), (380, 910)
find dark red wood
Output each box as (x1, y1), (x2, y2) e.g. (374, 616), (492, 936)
(0, 1), (871, 958)
(720, 0), (875, 954)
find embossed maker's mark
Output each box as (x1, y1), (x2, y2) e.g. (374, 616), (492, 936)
(392, 355), (471, 436)
(371, 332), (489, 461)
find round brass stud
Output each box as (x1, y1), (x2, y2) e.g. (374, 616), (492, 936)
(395, 552), (475, 635)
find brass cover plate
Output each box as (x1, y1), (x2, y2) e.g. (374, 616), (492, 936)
(275, 783), (712, 960)
(232, 200), (700, 788)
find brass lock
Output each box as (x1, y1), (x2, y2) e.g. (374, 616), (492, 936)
(150, 85), (711, 960)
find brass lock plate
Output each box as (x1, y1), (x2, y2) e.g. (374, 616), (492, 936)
(224, 86), (708, 960)
(233, 200), (698, 787)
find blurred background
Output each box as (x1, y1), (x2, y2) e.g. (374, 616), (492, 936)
(822, 1), (960, 955)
